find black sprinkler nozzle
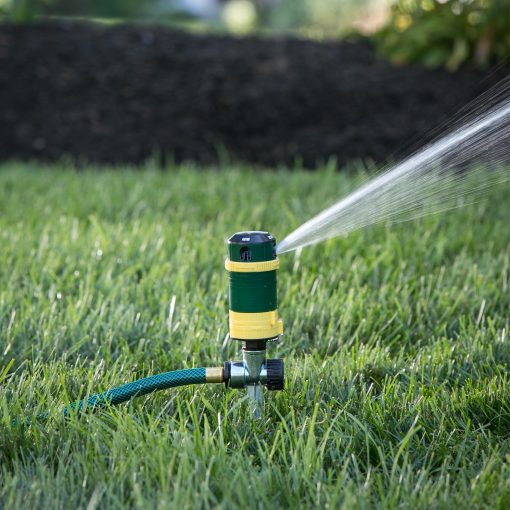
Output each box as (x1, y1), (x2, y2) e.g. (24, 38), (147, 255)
(266, 358), (284, 391)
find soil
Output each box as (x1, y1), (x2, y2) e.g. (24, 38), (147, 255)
(0, 21), (507, 169)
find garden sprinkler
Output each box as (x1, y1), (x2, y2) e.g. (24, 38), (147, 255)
(32, 231), (284, 423)
(223, 231), (285, 418)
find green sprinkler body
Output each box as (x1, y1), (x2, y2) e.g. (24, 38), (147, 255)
(223, 231), (284, 417)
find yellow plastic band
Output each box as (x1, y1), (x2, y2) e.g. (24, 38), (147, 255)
(229, 310), (283, 340)
(225, 258), (279, 273)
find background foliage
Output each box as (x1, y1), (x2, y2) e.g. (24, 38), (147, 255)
(0, 1), (508, 67)
(374, 0), (510, 70)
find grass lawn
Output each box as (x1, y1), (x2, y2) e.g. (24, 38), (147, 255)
(0, 162), (509, 509)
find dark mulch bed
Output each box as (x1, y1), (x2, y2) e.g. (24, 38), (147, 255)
(0, 21), (507, 168)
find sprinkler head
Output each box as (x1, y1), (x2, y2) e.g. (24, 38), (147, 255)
(224, 231), (284, 418)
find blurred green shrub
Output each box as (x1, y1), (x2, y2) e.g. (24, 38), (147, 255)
(49, 0), (149, 19)
(374, 0), (510, 70)
(0, 0), (52, 22)
(0, 0), (155, 22)
(261, 0), (374, 37)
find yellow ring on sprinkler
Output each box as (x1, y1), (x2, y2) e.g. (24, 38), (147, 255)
(224, 258), (280, 272)
(229, 310), (283, 339)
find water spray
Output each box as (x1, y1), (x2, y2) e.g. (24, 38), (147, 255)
(277, 80), (510, 254)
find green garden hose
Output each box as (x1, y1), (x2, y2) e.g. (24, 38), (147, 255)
(63, 367), (223, 416)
